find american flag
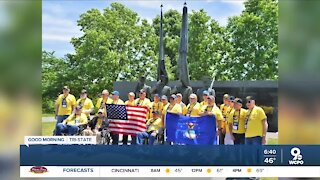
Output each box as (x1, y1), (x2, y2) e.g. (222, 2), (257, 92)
(106, 104), (148, 135)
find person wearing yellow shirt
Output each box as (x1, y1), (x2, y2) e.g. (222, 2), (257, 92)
(125, 92), (136, 106)
(224, 96), (235, 145)
(162, 94), (182, 115)
(76, 89), (94, 118)
(161, 95), (169, 111)
(83, 109), (108, 144)
(123, 92), (137, 145)
(228, 98), (247, 145)
(219, 94), (231, 145)
(136, 111), (162, 145)
(244, 96), (268, 145)
(199, 90), (209, 109)
(134, 89), (151, 107)
(149, 94), (163, 118)
(55, 86), (77, 124)
(176, 93), (187, 115)
(199, 95), (224, 131)
(186, 94), (201, 117)
(55, 106), (88, 135)
(95, 89), (113, 110)
(109, 90), (125, 145)
(110, 91), (125, 105)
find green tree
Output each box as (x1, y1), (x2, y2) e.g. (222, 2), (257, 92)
(226, 0), (278, 80)
(70, 3), (158, 98)
(42, 51), (69, 112)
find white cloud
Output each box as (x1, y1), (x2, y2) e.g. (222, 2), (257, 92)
(42, 13), (82, 42)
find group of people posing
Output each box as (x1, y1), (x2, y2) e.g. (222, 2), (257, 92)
(54, 85), (268, 145)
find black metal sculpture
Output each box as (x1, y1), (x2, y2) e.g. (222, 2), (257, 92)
(151, 4), (171, 98)
(172, 2), (193, 104)
(135, 76), (151, 99)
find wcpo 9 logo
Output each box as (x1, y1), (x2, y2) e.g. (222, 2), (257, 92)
(289, 147), (304, 165)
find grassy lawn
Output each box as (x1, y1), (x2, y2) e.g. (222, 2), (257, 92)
(42, 121), (56, 136)
(267, 138), (278, 145)
(42, 113), (55, 117)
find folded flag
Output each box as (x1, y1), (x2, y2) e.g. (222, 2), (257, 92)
(106, 104), (148, 135)
(165, 112), (217, 145)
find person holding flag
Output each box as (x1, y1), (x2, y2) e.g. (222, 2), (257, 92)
(125, 92), (136, 106)
(186, 94), (201, 117)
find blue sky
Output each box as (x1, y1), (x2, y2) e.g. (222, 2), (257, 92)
(43, 0), (245, 57)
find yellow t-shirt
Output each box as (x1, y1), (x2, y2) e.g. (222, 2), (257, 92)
(95, 97), (113, 109)
(134, 98), (151, 107)
(149, 101), (163, 119)
(220, 104), (233, 133)
(200, 105), (224, 127)
(162, 103), (182, 115)
(63, 113), (88, 126)
(125, 100), (136, 106)
(227, 108), (248, 134)
(245, 106), (267, 138)
(110, 99), (125, 105)
(146, 117), (162, 132)
(96, 117), (104, 129)
(186, 102), (201, 117)
(179, 102), (188, 115)
(55, 94), (76, 116)
(76, 98), (94, 117)
(200, 100), (208, 109)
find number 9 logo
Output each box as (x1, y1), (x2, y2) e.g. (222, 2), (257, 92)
(291, 147), (302, 160)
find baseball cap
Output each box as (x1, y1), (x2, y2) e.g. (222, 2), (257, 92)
(234, 98), (243, 104)
(139, 89), (146, 93)
(161, 95), (168, 100)
(154, 93), (160, 97)
(229, 96), (235, 102)
(203, 90), (209, 95)
(112, 91), (120, 96)
(63, 86), (69, 90)
(128, 92), (135, 96)
(223, 94), (230, 99)
(98, 109), (104, 114)
(102, 90), (109, 95)
(75, 105), (82, 110)
(152, 110), (160, 114)
(208, 95), (215, 100)
(189, 93), (197, 99)
(176, 93), (182, 97)
(246, 96), (255, 102)
(81, 89), (87, 94)
(170, 94), (177, 99)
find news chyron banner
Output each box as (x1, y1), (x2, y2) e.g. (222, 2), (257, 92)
(20, 139), (320, 178)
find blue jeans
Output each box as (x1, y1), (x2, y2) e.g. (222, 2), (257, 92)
(55, 123), (79, 135)
(136, 132), (156, 145)
(56, 115), (69, 124)
(245, 136), (262, 145)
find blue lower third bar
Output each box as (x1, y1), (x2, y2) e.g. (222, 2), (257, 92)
(20, 145), (320, 166)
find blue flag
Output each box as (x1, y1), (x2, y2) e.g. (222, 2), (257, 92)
(165, 112), (217, 145)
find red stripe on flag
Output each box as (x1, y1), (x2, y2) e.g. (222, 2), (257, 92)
(109, 105), (148, 134)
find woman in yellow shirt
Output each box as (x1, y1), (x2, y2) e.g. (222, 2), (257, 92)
(186, 94), (201, 117)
